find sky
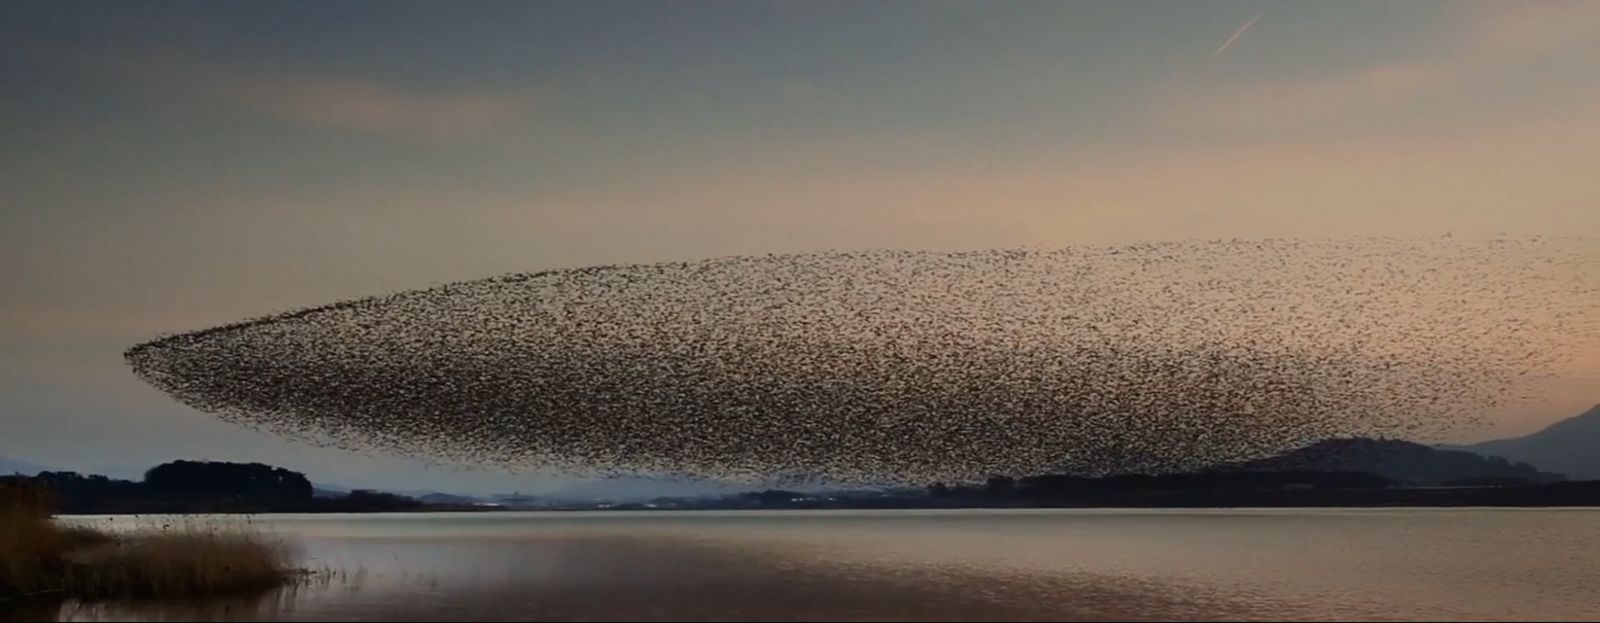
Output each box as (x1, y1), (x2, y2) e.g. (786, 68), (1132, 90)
(2, 0), (1597, 494)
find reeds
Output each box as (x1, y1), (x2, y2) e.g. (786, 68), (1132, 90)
(1, 482), (291, 602)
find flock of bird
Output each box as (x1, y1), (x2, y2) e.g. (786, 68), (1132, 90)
(126, 236), (1596, 483)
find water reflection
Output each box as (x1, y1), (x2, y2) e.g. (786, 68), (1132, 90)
(44, 592), (294, 622)
(9, 510), (1600, 622)
(14, 534), (1271, 622)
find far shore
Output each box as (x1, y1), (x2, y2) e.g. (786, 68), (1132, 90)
(50, 480), (1600, 515)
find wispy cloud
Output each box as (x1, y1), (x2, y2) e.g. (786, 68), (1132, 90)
(1169, 2), (1600, 134)
(216, 74), (525, 142)
(1468, 1), (1600, 57)
(91, 47), (530, 142)
(1213, 13), (1262, 58)
(1178, 61), (1459, 131)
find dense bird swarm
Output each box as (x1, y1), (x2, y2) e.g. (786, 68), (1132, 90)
(126, 237), (1596, 483)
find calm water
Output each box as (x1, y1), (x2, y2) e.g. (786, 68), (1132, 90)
(15, 509), (1600, 621)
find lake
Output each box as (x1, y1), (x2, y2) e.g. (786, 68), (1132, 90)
(15, 509), (1600, 621)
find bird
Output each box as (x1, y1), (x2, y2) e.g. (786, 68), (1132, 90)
(124, 236), (1598, 484)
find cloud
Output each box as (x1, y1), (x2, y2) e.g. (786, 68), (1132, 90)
(88, 47), (529, 142)
(215, 74), (525, 142)
(1166, 2), (1600, 134)
(1178, 61), (1459, 131)
(1468, 0), (1600, 57)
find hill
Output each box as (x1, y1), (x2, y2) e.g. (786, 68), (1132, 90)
(1216, 438), (1562, 486)
(417, 492), (483, 505)
(1460, 405), (1600, 479)
(540, 475), (753, 504)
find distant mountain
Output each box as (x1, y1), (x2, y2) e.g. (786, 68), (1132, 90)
(311, 483), (487, 504)
(1216, 438), (1561, 486)
(1458, 405), (1600, 480)
(416, 492), (484, 505)
(540, 475), (749, 503)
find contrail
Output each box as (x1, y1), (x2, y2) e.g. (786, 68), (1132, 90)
(1213, 12), (1262, 58)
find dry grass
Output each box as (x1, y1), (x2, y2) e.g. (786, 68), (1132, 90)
(61, 529), (290, 600)
(0, 482), (70, 598)
(1, 482), (291, 602)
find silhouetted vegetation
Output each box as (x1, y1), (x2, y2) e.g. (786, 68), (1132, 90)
(321, 489), (424, 512)
(911, 469), (1600, 509)
(145, 460), (312, 501)
(0, 481), (290, 602)
(4, 461), (477, 514)
(921, 470), (1394, 507)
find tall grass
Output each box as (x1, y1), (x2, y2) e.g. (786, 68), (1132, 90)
(1, 482), (291, 602)
(0, 482), (83, 598)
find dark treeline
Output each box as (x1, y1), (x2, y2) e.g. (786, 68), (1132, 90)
(653, 470), (1600, 511)
(942, 470), (1392, 499)
(0, 461), (468, 514)
(925, 470), (1395, 507)
(145, 460), (312, 500)
(11, 457), (1600, 514)
(914, 470), (1600, 509)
